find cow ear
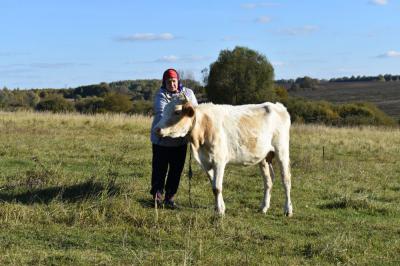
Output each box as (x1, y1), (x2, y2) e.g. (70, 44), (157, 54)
(183, 104), (195, 117)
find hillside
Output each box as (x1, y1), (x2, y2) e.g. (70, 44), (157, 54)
(0, 111), (399, 264)
(287, 81), (400, 120)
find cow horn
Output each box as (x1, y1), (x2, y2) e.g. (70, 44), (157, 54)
(182, 92), (189, 103)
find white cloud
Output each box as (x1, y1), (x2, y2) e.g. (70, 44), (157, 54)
(116, 33), (175, 42)
(156, 55), (210, 63)
(369, 0), (388, 6)
(241, 2), (279, 9)
(183, 55), (210, 62)
(377, 50), (400, 58)
(256, 16), (272, 24)
(30, 62), (89, 69)
(156, 55), (179, 63)
(275, 25), (319, 36)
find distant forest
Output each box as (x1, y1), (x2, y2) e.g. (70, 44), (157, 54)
(0, 79), (205, 115)
(277, 74), (400, 84)
(1, 73), (399, 126)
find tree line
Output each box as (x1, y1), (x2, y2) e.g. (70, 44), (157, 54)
(1, 46), (398, 126)
(0, 79), (205, 115)
(276, 74), (400, 87)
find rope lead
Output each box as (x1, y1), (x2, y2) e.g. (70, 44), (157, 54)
(188, 145), (193, 207)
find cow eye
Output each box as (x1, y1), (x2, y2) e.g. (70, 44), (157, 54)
(174, 110), (182, 115)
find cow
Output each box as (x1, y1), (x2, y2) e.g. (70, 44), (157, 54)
(154, 94), (293, 216)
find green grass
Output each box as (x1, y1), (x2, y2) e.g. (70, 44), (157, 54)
(0, 111), (399, 265)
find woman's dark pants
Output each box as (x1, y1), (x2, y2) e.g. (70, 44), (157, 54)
(151, 144), (187, 199)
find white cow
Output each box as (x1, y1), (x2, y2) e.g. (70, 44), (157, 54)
(154, 95), (293, 216)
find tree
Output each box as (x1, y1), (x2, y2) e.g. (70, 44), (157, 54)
(36, 95), (75, 113)
(201, 68), (209, 85)
(74, 82), (110, 97)
(0, 89), (11, 108)
(178, 69), (195, 81)
(75, 96), (105, 114)
(295, 76), (319, 89)
(274, 85), (289, 103)
(26, 91), (40, 107)
(131, 100), (153, 115)
(206, 46), (275, 105)
(102, 93), (132, 113)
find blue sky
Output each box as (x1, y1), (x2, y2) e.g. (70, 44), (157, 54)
(1, 0), (399, 89)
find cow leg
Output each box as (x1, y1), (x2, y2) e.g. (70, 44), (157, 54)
(199, 159), (214, 184)
(277, 147), (293, 217)
(212, 164), (226, 215)
(206, 169), (214, 184)
(259, 159), (274, 213)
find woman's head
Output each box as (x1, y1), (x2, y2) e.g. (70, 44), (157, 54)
(162, 68), (181, 93)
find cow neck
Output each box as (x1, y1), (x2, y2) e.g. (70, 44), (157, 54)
(188, 110), (211, 150)
(187, 111), (200, 147)
(187, 111), (197, 135)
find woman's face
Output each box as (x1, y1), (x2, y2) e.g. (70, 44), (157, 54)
(166, 78), (179, 93)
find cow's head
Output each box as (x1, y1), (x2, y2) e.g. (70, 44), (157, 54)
(154, 94), (195, 138)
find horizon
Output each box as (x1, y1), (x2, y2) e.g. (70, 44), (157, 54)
(3, 72), (400, 90)
(1, 0), (400, 89)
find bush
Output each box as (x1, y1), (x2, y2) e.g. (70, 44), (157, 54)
(335, 102), (397, 126)
(131, 100), (153, 115)
(274, 85), (289, 103)
(102, 93), (132, 113)
(36, 95), (75, 113)
(75, 97), (106, 114)
(287, 99), (339, 125)
(74, 82), (110, 97)
(286, 98), (396, 127)
(295, 76), (319, 89)
(75, 94), (133, 114)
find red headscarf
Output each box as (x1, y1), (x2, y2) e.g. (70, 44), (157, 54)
(162, 69), (179, 81)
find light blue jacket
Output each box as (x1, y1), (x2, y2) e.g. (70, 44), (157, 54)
(150, 87), (198, 147)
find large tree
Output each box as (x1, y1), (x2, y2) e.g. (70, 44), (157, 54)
(206, 46), (275, 105)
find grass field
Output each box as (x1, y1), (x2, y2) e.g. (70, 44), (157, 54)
(0, 111), (399, 265)
(288, 81), (400, 121)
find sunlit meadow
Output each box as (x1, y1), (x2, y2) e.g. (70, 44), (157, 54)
(0, 111), (399, 265)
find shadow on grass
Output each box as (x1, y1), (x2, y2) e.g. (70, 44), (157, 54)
(0, 180), (119, 204)
(391, 186), (400, 192)
(319, 197), (390, 215)
(137, 198), (211, 210)
(137, 198), (155, 209)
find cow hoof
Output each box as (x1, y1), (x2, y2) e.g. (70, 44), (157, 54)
(260, 207), (269, 214)
(217, 209), (225, 216)
(284, 211), (293, 217)
(214, 210), (225, 217)
(284, 203), (293, 217)
(217, 204), (225, 215)
(214, 207), (225, 216)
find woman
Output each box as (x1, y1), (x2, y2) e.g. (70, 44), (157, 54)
(150, 68), (198, 208)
